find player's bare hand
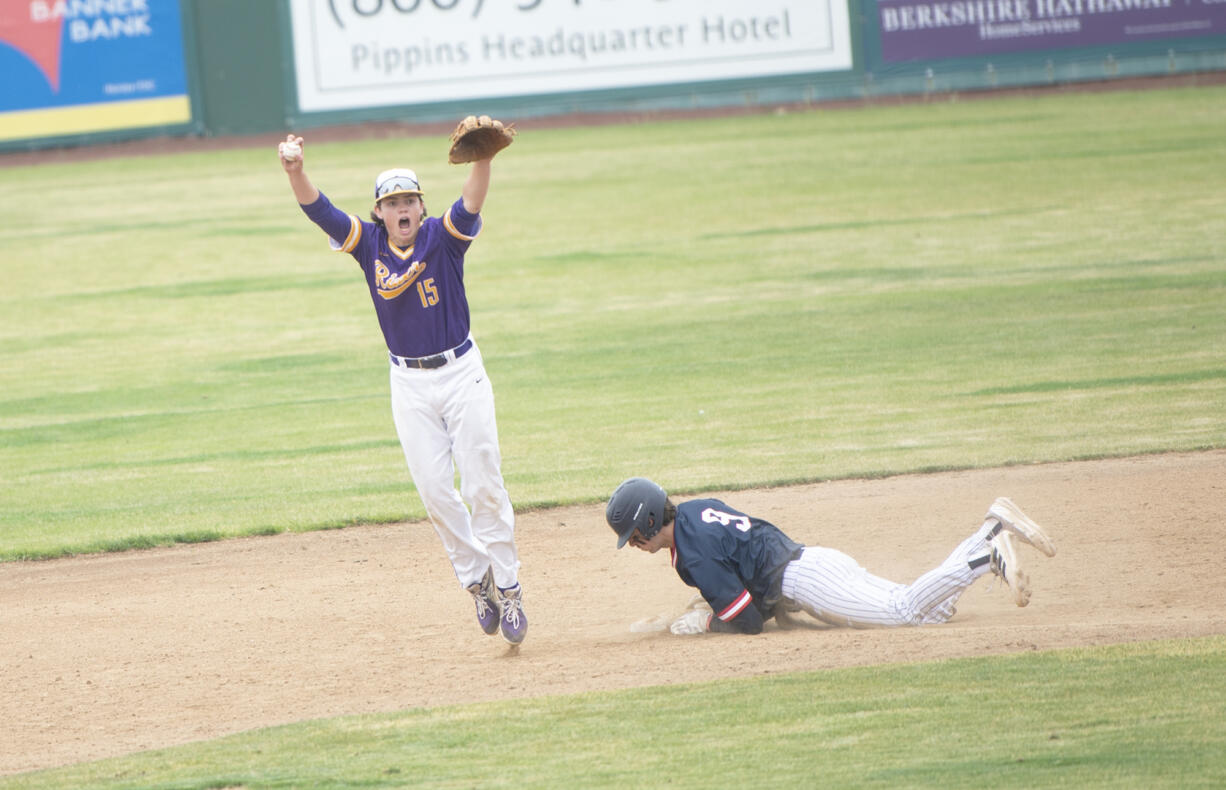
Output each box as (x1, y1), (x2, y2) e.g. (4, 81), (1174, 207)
(278, 134), (304, 172)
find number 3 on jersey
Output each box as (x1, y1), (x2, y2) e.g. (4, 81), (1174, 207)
(701, 507), (751, 532)
(416, 278), (438, 307)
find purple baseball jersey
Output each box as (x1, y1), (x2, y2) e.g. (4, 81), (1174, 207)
(301, 191), (481, 358)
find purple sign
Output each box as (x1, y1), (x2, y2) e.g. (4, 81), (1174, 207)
(878, 0), (1226, 62)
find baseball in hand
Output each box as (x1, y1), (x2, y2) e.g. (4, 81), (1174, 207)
(279, 141), (302, 161)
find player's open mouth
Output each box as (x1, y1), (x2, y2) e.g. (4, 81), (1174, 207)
(398, 217), (411, 231)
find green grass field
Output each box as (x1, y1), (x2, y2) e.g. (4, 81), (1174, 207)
(2, 85), (1223, 561)
(4, 638), (1225, 789)
(2, 85), (1224, 786)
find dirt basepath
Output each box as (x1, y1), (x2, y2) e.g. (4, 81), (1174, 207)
(2, 451), (1224, 776)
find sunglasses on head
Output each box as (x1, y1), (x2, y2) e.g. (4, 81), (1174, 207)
(377, 177), (420, 198)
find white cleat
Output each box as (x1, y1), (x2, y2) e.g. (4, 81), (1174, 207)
(989, 531), (1031, 607)
(987, 497), (1056, 557)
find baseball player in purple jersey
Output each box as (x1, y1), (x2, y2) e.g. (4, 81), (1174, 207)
(278, 133), (526, 645)
(606, 478), (1055, 635)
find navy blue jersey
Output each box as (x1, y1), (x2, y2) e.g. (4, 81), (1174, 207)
(670, 499), (804, 626)
(302, 191), (481, 358)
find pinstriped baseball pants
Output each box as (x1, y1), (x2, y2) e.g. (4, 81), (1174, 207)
(780, 521), (996, 628)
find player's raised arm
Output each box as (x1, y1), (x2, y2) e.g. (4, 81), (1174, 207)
(447, 115), (515, 214)
(277, 134), (320, 205)
(461, 159), (491, 215)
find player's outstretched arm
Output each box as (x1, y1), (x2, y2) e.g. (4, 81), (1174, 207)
(462, 158), (491, 215)
(277, 134), (320, 205)
(669, 602), (765, 635)
(448, 114), (513, 214)
(709, 605), (765, 635)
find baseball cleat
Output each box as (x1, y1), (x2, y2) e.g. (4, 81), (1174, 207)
(467, 567), (501, 636)
(987, 497), (1056, 557)
(989, 531), (1031, 607)
(498, 584), (527, 645)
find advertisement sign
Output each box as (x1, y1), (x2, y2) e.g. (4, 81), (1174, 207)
(877, 0), (1226, 62)
(0, 0), (191, 142)
(288, 0), (853, 113)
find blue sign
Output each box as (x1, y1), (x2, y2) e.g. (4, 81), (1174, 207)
(0, 0), (191, 139)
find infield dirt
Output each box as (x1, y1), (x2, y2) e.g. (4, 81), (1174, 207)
(2, 450), (1224, 775)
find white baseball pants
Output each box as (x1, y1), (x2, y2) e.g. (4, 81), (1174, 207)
(388, 342), (519, 590)
(780, 521), (996, 628)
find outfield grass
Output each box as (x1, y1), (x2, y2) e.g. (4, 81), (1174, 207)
(3, 637), (1223, 789)
(2, 87), (1225, 786)
(2, 87), (1223, 560)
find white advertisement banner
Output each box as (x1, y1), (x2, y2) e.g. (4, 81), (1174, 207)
(288, 0), (853, 112)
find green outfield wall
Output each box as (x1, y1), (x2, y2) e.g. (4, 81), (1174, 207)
(2, 0), (1223, 154)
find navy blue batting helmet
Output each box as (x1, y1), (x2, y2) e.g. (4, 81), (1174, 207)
(606, 477), (669, 548)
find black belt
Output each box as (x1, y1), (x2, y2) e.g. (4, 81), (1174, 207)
(389, 338), (473, 369)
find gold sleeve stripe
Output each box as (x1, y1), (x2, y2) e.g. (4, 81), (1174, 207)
(443, 207), (479, 241)
(340, 214), (362, 252)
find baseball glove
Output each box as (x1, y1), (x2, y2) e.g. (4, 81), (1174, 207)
(448, 115), (516, 164)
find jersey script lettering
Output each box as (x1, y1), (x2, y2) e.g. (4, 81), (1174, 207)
(375, 260), (426, 300)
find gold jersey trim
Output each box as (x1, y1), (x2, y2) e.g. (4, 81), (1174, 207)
(387, 240), (416, 261)
(336, 214), (362, 253)
(443, 207), (479, 241)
